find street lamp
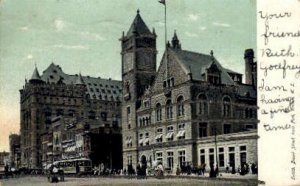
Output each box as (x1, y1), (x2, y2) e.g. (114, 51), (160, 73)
(213, 126), (219, 176)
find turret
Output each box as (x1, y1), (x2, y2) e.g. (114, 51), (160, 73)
(171, 30), (181, 49)
(29, 66), (44, 84)
(244, 49), (255, 85)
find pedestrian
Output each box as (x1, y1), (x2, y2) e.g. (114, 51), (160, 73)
(226, 164), (230, 173)
(201, 163), (206, 176)
(176, 165), (181, 175)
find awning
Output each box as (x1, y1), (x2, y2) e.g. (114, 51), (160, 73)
(166, 132), (174, 139)
(155, 134), (163, 140)
(144, 138), (149, 143)
(139, 138), (144, 144)
(126, 138), (132, 144)
(176, 130), (185, 137)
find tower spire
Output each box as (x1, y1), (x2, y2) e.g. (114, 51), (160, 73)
(31, 65), (41, 80)
(171, 30), (181, 49)
(29, 65), (44, 84)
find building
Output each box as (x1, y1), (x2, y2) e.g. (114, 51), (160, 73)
(40, 115), (122, 170)
(20, 63), (122, 169)
(0, 151), (10, 168)
(9, 134), (21, 168)
(121, 11), (257, 172)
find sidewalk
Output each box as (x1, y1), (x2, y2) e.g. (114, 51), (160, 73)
(162, 172), (258, 181)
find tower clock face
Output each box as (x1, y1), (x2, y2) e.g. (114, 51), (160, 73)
(123, 53), (134, 73)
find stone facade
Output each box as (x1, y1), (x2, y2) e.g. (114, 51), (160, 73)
(121, 11), (257, 173)
(20, 64), (122, 169)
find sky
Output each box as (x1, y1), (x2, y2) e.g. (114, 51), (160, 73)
(0, 0), (256, 152)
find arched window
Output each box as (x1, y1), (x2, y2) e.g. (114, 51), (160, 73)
(166, 100), (173, 119)
(223, 96), (231, 117)
(198, 94), (208, 115)
(156, 103), (162, 122)
(177, 96), (184, 116)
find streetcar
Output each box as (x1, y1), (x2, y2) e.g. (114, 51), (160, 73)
(53, 158), (92, 174)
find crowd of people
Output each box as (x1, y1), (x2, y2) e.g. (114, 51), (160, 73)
(1, 161), (258, 181)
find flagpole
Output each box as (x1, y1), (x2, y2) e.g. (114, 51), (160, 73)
(164, 0), (168, 80)
(159, 0), (168, 80)
(164, 1), (167, 49)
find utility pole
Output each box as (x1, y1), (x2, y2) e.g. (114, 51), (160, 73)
(214, 127), (218, 176)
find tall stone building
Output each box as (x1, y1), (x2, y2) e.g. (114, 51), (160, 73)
(20, 63), (122, 168)
(121, 11), (257, 172)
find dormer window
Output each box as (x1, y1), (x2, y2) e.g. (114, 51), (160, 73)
(206, 63), (221, 84)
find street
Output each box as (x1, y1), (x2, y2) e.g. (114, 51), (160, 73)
(0, 175), (258, 186)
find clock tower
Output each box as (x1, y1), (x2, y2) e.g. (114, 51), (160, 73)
(120, 9), (157, 168)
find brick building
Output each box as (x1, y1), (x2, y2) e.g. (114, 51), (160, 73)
(40, 116), (122, 170)
(121, 11), (257, 172)
(20, 63), (122, 169)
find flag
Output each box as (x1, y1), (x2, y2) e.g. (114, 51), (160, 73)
(158, 0), (165, 5)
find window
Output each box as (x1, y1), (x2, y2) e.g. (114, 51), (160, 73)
(127, 155), (132, 165)
(144, 100), (150, 108)
(177, 96), (184, 116)
(156, 152), (163, 163)
(223, 97), (231, 117)
(156, 103), (162, 122)
(245, 124), (254, 130)
(127, 106), (131, 124)
(200, 149), (205, 165)
(199, 123), (207, 137)
(198, 94), (208, 115)
(207, 63), (221, 84)
(144, 132), (149, 146)
(178, 150), (186, 167)
(240, 146), (247, 167)
(167, 151), (174, 169)
(218, 147), (225, 167)
(88, 111), (96, 119)
(240, 146), (247, 151)
(164, 77), (175, 88)
(170, 78), (175, 87)
(209, 148), (214, 166)
(56, 109), (64, 116)
(155, 128), (163, 143)
(245, 108), (254, 118)
(101, 112), (107, 121)
(126, 136), (132, 148)
(68, 109), (75, 117)
(166, 125), (174, 141)
(166, 100), (173, 119)
(139, 134), (144, 146)
(223, 124), (231, 134)
(177, 123), (186, 140)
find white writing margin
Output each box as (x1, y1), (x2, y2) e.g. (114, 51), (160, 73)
(258, 0), (300, 185)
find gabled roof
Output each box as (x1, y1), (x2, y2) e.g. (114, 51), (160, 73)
(40, 63), (122, 101)
(126, 10), (152, 37)
(168, 49), (235, 85)
(75, 73), (84, 85)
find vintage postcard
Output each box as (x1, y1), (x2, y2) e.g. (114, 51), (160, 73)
(0, 0), (299, 185)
